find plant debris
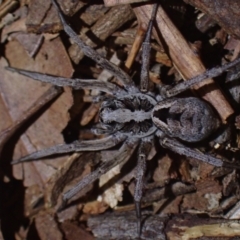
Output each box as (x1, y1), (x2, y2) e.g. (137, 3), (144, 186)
(1, 0), (240, 239)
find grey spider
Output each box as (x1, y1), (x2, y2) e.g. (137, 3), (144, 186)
(6, 0), (240, 236)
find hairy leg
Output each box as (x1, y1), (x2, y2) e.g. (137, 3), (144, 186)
(134, 137), (153, 237)
(160, 57), (240, 98)
(51, 0), (137, 92)
(60, 138), (139, 208)
(6, 67), (125, 95)
(12, 134), (127, 164)
(140, 4), (158, 92)
(159, 135), (240, 169)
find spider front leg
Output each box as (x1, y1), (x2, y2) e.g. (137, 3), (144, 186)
(140, 4), (158, 92)
(134, 137), (153, 237)
(6, 67), (125, 96)
(12, 134), (127, 164)
(60, 138), (139, 210)
(51, 0), (137, 93)
(160, 57), (240, 98)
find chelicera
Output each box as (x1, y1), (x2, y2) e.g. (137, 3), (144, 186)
(6, 0), (240, 236)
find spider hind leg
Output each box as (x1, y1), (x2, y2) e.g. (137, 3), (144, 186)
(134, 138), (153, 237)
(160, 135), (240, 169)
(60, 138), (139, 209)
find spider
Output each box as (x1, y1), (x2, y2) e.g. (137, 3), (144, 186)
(6, 0), (240, 237)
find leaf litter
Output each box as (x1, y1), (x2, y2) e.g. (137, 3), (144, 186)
(1, 0), (240, 239)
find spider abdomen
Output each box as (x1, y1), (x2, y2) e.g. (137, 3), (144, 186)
(152, 97), (220, 142)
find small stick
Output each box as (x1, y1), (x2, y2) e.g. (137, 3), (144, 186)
(124, 27), (146, 71)
(0, 0), (18, 19)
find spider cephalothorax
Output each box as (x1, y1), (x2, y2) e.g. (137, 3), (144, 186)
(99, 93), (157, 137)
(6, 0), (240, 237)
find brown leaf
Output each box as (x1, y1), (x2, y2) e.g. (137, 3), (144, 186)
(222, 170), (239, 197)
(24, 184), (43, 217)
(26, 0), (86, 33)
(224, 37), (240, 61)
(83, 200), (109, 215)
(153, 154), (173, 186)
(104, 0), (151, 7)
(1, 36), (73, 187)
(153, 195), (183, 215)
(56, 0), (86, 16)
(35, 211), (62, 240)
(11, 32), (44, 57)
(61, 221), (94, 240)
(0, 86), (63, 163)
(182, 178), (222, 211)
(57, 204), (78, 223)
(26, 0), (59, 33)
(1, 17), (27, 42)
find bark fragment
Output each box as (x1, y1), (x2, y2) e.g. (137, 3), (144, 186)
(184, 0), (240, 39)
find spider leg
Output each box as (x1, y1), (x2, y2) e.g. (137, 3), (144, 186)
(161, 57), (240, 98)
(6, 67), (125, 95)
(140, 4), (158, 92)
(60, 138), (139, 210)
(134, 137), (153, 237)
(12, 134), (127, 164)
(51, 0), (137, 92)
(160, 135), (240, 169)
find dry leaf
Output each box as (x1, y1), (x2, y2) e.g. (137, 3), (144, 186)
(1, 35), (73, 187)
(35, 211), (62, 240)
(61, 221), (94, 240)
